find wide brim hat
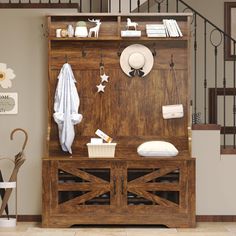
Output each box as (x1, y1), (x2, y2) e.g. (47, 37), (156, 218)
(120, 44), (154, 77)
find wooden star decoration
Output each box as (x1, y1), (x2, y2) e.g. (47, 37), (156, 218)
(100, 73), (109, 83)
(96, 83), (105, 93)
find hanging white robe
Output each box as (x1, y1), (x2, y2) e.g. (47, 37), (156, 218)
(53, 63), (82, 154)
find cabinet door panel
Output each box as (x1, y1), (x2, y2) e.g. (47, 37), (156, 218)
(50, 161), (116, 214)
(124, 160), (191, 213)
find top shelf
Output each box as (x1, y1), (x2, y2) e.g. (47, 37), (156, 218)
(49, 36), (188, 42)
(47, 13), (191, 41)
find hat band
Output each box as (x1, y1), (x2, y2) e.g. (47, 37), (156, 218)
(129, 67), (145, 77)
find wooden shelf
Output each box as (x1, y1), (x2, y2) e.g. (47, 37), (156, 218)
(50, 36), (188, 41)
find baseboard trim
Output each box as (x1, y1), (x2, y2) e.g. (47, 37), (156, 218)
(196, 215), (236, 222)
(17, 215), (42, 222)
(16, 215), (236, 223)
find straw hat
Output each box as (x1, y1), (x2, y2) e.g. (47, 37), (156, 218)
(120, 44), (154, 77)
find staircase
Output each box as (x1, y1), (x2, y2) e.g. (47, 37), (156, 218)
(131, 0), (236, 154)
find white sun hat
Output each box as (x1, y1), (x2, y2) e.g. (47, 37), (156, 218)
(120, 44), (154, 78)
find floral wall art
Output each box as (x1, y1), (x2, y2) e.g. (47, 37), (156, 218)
(0, 63), (18, 114)
(0, 63), (15, 89)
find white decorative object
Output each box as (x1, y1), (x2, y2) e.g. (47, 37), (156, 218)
(56, 29), (62, 38)
(88, 19), (101, 38)
(90, 138), (103, 144)
(96, 83), (105, 93)
(0, 181), (16, 227)
(100, 73), (109, 83)
(120, 44), (154, 78)
(162, 104), (184, 119)
(137, 141), (179, 157)
(126, 18), (138, 30)
(0, 93), (18, 114)
(67, 25), (74, 37)
(95, 129), (113, 143)
(0, 63), (15, 89)
(75, 21), (88, 37)
(87, 143), (117, 158)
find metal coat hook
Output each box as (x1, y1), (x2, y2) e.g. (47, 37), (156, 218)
(100, 50), (104, 68)
(10, 128), (28, 153)
(152, 43), (157, 56)
(41, 24), (49, 38)
(65, 54), (68, 63)
(170, 54), (175, 68)
(82, 45), (87, 58)
(117, 43), (122, 57)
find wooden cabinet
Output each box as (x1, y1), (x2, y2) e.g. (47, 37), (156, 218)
(43, 13), (195, 228)
(43, 157), (195, 227)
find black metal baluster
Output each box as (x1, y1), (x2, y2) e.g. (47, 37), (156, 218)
(176, 0), (179, 12)
(210, 30), (222, 125)
(119, 0), (121, 13)
(100, 0), (102, 12)
(166, 0), (169, 12)
(158, 2), (161, 12)
(223, 35), (226, 148)
(79, 0), (82, 12)
(234, 42), (236, 148)
(90, 0), (92, 13)
(130, 0), (132, 13)
(204, 20), (207, 124)
(108, 0), (111, 13)
(214, 45), (218, 124)
(137, 0), (140, 13)
(193, 13), (197, 123)
(147, 0), (150, 13)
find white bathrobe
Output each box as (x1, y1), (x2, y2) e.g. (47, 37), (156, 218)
(53, 63), (82, 154)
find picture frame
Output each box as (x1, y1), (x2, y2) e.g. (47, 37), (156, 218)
(0, 93), (18, 114)
(224, 2), (236, 60)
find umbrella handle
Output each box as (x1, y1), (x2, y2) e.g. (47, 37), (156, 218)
(10, 128), (28, 152)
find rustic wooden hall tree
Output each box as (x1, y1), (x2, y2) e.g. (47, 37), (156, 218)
(42, 13), (195, 228)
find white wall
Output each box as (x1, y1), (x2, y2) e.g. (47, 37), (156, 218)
(0, 9), (77, 215)
(193, 129), (236, 215)
(0, 1), (235, 216)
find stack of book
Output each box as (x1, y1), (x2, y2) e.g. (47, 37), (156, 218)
(146, 24), (167, 37)
(163, 19), (183, 37)
(146, 19), (183, 38)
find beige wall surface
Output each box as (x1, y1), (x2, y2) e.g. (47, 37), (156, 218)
(0, 9), (76, 215)
(0, 0), (235, 215)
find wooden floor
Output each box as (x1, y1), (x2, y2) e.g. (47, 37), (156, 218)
(1, 222), (236, 235)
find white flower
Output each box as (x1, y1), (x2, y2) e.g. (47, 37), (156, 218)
(0, 63), (16, 89)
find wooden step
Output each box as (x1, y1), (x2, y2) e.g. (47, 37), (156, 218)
(221, 145), (236, 154)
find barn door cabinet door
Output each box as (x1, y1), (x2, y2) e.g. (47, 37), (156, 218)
(49, 160), (117, 215)
(119, 159), (195, 226)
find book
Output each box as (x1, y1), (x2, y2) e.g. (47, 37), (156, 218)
(121, 30), (141, 37)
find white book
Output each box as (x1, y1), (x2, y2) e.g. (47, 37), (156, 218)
(171, 19), (179, 37)
(146, 24), (165, 29)
(162, 20), (170, 37)
(147, 34), (167, 37)
(173, 19), (183, 37)
(121, 30), (141, 37)
(146, 29), (166, 34)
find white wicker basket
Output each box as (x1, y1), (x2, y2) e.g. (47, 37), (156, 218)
(87, 143), (117, 158)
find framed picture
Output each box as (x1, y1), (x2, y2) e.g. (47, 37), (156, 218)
(0, 93), (18, 114)
(224, 2), (236, 60)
